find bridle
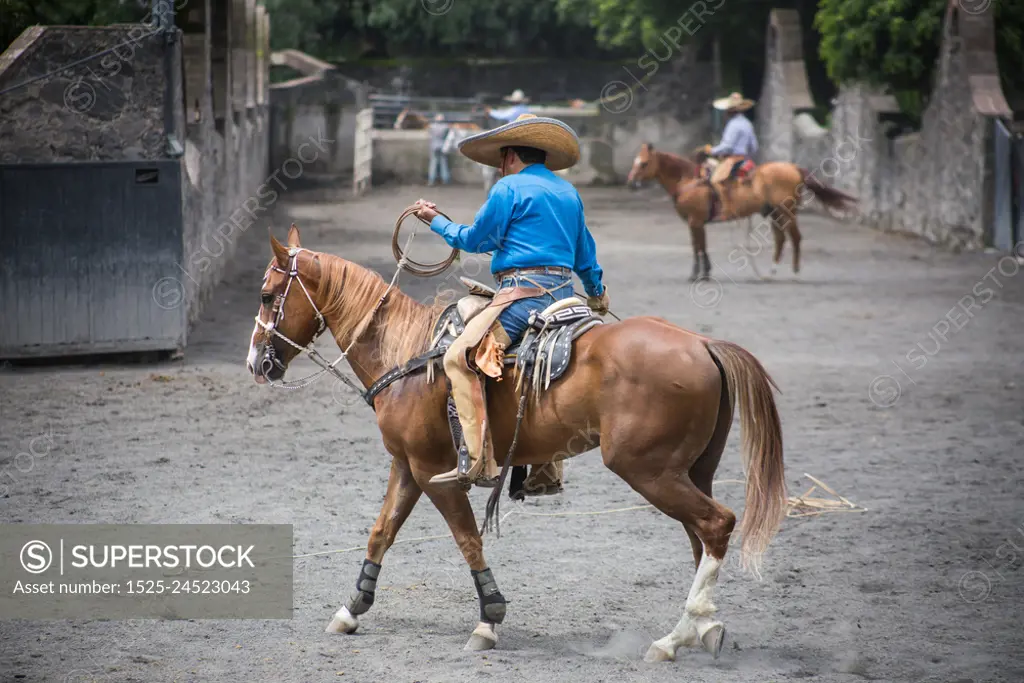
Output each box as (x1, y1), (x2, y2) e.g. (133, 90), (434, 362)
(255, 246), (393, 392)
(254, 218), (422, 393)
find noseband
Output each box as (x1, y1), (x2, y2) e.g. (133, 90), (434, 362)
(254, 247), (363, 391)
(254, 230), (417, 394)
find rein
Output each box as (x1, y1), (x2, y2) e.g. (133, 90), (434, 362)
(258, 204), (458, 395)
(256, 224), (422, 391)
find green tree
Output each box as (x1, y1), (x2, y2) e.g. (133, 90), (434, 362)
(556, 0), (785, 102)
(0, 0), (145, 52)
(262, 0), (614, 61)
(815, 0), (1024, 113)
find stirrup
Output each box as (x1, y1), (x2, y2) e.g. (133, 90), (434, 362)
(454, 441), (499, 488)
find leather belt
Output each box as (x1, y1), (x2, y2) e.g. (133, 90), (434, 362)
(493, 266), (572, 280)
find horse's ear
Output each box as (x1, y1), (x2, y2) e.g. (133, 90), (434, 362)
(647, 142), (654, 151)
(287, 223), (301, 248)
(269, 229), (289, 267)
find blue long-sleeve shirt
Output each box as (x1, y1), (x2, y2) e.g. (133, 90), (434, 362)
(711, 113), (758, 157)
(429, 164), (605, 297)
(488, 104), (530, 122)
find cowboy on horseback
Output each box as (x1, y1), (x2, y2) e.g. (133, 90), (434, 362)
(699, 92), (759, 220)
(411, 114), (610, 488)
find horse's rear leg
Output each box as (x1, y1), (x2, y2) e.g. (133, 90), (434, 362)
(605, 442), (735, 663)
(683, 368), (733, 570)
(326, 456), (422, 634)
(645, 373), (734, 662)
(641, 473), (735, 663)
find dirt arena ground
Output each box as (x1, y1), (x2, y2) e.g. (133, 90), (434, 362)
(2, 184), (1023, 683)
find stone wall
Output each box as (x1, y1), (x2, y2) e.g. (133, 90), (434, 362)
(179, 0), (270, 329)
(338, 59), (642, 103)
(0, 26), (168, 162)
(0, 0), (271, 343)
(340, 50), (717, 183)
(268, 59), (367, 182)
(369, 127), (616, 188)
(757, 7), (1013, 251)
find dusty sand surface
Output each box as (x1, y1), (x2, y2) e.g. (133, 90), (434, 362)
(2, 184), (1023, 683)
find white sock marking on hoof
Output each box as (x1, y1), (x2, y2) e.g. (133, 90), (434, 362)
(644, 641), (676, 663)
(464, 621), (497, 651)
(325, 606), (359, 634)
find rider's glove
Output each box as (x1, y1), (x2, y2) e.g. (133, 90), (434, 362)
(587, 288), (610, 316)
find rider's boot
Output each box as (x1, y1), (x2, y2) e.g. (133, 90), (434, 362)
(430, 373), (499, 488)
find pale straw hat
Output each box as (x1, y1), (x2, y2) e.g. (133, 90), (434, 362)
(457, 113), (580, 171)
(713, 92), (755, 112)
(503, 88), (530, 103)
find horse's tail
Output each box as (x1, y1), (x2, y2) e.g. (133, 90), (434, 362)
(799, 168), (858, 211)
(705, 340), (786, 578)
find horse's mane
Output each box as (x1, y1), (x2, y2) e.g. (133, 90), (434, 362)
(316, 254), (442, 369)
(656, 149), (699, 179)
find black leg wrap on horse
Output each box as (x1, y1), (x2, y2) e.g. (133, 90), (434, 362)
(346, 559), (381, 616)
(472, 568), (507, 624)
(508, 465), (528, 501)
(701, 252), (712, 277)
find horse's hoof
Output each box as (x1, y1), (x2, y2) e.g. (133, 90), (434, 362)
(700, 623), (726, 659)
(644, 643), (675, 663)
(325, 606), (359, 634)
(464, 622), (497, 651)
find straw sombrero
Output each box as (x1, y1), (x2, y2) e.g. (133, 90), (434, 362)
(457, 113), (580, 171)
(503, 89), (530, 103)
(713, 92), (755, 112)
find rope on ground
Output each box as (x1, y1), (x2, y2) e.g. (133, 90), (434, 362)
(289, 474), (866, 559)
(290, 478), (747, 559)
(786, 472), (869, 517)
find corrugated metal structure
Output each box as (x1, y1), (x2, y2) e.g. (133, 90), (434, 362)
(0, 160), (187, 358)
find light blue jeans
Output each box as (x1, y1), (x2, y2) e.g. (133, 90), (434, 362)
(428, 149), (451, 185)
(495, 273), (574, 345)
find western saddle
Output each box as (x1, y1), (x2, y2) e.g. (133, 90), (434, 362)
(362, 278), (604, 499)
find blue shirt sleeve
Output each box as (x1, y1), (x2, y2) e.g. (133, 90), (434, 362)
(711, 118), (740, 156)
(488, 107), (517, 122)
(572, 196), (604, 297)
(429, 183), (513, 253)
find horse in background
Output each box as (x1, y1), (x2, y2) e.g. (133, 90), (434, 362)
(626, 143), (858, 282)
(393, 108), (431, 130)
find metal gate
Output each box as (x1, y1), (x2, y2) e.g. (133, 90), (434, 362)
(0, 160), (186, 359)
(992, 118), (1014, 251)
(353, 108), (373, 196)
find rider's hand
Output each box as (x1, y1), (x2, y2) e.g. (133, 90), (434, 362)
(588, 288), (610, 316)
(413, 198), (438, 223)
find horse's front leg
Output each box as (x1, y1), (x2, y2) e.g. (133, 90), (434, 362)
(325, 456), (422, 634)
(416, 466), (507, 652)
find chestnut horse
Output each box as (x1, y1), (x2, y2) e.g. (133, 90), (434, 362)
(394, 108), (484, 132)
(246, 225), (787, 661)
(626, 144), (857, 281)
